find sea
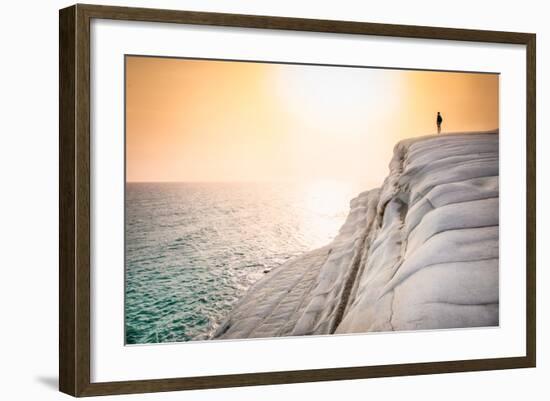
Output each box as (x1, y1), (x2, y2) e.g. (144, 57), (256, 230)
(125, 181), (363, 344)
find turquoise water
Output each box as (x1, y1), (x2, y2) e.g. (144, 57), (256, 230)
(125, 181), (360, 344)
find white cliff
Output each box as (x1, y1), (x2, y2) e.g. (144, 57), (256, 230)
(213, 131), (499, 339)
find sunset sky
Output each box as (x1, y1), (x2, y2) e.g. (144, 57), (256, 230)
(126, 56), (498, 188)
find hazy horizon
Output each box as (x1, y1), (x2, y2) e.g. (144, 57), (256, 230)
(126, 56), (499, 187)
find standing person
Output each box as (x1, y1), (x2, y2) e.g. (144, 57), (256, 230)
(436, 112), (443, 134)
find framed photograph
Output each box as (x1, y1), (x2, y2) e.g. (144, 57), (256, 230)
(59, 4), (536, 397)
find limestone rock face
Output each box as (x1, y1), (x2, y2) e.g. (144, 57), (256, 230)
(213, 132), (499, 340)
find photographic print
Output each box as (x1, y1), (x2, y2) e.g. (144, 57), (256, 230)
(124, 56), (499, 345)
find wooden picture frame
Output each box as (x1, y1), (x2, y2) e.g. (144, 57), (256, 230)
(59, 3), (536, 397)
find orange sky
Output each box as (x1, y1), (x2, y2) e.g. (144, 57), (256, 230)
(126, 56), (498, 187)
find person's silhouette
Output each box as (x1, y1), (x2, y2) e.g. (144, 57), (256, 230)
(436, 112), (443, 134)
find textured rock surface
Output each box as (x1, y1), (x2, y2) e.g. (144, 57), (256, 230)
(213, 132), (499, 339)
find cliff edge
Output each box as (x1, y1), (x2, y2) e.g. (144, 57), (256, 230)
(213, 131), (499, 339)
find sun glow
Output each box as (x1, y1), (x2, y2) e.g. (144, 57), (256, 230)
(274, 66), (402, 132)
(126, 56), (498, 186)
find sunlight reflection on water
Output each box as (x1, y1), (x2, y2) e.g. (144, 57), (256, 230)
(125, 180), (363, 344)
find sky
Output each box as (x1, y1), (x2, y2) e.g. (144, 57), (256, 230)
(126, 56), (498, 188)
